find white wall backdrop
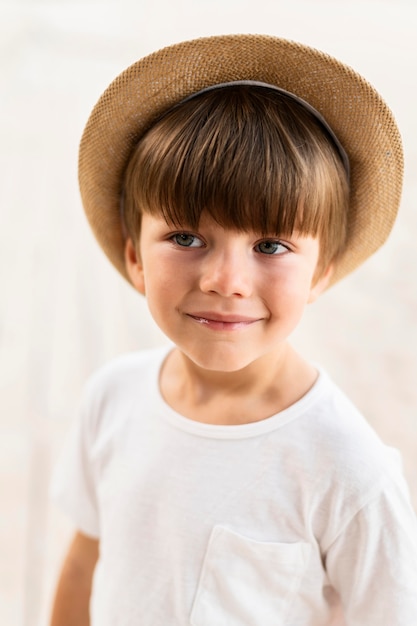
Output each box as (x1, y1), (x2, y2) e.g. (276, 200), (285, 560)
(1, 0), (416, 623)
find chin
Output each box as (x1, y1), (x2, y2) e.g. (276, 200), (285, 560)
(183, 348), (259, 374)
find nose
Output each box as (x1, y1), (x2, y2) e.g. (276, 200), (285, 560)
(199, 243), (253, 298)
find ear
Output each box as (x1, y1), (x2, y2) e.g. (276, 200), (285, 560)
(124, 238), (146, 295)
(307, 264), (333, 304)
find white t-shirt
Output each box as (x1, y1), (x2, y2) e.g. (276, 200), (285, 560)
(51, 346), (417, 625)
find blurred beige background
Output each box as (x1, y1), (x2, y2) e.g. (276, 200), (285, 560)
(1, 0), (416, 623)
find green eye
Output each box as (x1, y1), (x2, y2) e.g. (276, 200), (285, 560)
(256, 240), (287, 255)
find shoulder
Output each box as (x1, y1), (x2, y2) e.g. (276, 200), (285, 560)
(310, 369), (395, 475)
(301, 370), (408, 539)
(85, 345), (169, 394)
(79, 345), (170, 429)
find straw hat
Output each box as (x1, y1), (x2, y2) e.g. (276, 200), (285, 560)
(78, 34), (403, 286)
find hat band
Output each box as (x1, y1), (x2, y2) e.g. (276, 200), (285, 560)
(176, 80), (350, 179)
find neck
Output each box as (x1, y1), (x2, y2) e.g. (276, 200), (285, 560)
(160, 344), (318, 425)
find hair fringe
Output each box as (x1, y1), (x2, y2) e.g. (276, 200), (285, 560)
(123, 85), (349, 274)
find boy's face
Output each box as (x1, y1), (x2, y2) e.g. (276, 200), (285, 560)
(125, 212), (330, 373)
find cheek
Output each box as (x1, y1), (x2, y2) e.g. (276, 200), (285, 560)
(147, 257), (195, 297)
(142, 263), (182, 318)
(264, 273), (314, 327)
(143, 273), (170, 303)
(266, 266), (313, 300)
(144, 283), (175, 334)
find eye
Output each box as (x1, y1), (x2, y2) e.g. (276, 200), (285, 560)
(256, 240), (288, 255)
(171, 233), (204, 248)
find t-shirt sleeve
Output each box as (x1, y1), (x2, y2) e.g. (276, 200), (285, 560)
(323, 467), (417, 625)
(50, 381), (101, 538)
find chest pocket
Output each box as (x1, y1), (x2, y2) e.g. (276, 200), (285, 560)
(190, 525), (311, 626)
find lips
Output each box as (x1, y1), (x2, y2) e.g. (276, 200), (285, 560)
(186, 312), (261, 331)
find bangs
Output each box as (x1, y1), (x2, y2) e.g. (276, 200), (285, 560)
(123, 84), (349, 263)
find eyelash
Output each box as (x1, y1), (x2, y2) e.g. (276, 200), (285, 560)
(170, 232), (290, 255)
(255, 240), (289, 255)
(170, 233), (204, 248)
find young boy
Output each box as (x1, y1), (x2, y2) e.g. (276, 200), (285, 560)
(50, 35), (417, 625)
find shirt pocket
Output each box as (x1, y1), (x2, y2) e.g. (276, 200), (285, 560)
(190, 525), (311, 626)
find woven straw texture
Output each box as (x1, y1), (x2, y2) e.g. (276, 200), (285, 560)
(78, 34), (403, 286)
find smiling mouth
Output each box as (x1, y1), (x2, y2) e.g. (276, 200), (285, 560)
(186, 313), (261, 331)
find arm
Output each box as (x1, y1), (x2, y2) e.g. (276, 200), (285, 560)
(324, 483), (417, 625)
(50, 531), (99, 626)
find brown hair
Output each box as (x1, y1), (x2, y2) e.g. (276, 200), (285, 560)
(123, 84), (349, 275)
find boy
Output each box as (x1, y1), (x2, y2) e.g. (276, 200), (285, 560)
(50, 35), (417, 625)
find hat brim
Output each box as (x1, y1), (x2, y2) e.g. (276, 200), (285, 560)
(78, 34), (403, 286)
